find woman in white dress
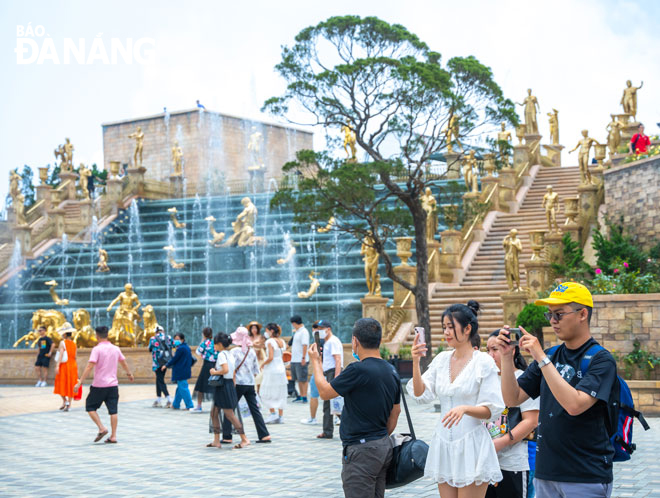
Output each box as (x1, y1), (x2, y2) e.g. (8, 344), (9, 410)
(409, 301), (504, 498)
(259, 323), (288, 424)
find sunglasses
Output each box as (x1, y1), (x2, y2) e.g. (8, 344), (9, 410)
(544, 309), (583, 322)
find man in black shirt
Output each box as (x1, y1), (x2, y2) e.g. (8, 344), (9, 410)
(498, 282), (617, 498)
(34, 326), (55, 387)
(309, 318), (401, 498)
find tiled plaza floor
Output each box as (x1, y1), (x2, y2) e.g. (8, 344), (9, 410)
(0, 384), (658, 497)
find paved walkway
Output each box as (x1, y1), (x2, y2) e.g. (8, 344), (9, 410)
(0, 384), (658, 497)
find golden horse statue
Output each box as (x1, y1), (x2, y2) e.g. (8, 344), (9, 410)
(13, 309), (67, 348)
(73, 309), (98, 348)
(137, 304), (159, 346)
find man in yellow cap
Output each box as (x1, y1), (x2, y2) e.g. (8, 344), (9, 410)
(496, 282), (617, 498)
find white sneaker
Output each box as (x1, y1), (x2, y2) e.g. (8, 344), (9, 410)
(265, 413), (279, 424)
(41, 381), (47, 387)
(276, 416), (284, 424)
(300, 417), (318, 425)
(334, 416), (341, 426)
(189, 407), (202, 413)
(35, 381), (42, 387)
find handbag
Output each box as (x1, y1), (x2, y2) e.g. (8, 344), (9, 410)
(55, 348), (68, 363)
(385, 386), (429, 489)
(208, 375), (224, 387)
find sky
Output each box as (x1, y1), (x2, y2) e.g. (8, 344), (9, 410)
(2, 0), (660, 206)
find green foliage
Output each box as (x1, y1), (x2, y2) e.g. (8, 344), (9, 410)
(622, 340), (660, 379)
(434, 344), (445, 355)
(593, 219), (652, 274)
(550, 233), (594, 282)
(515, 303), (549, 340)
(398, 345), (412, 360)
(591, 261), (660, 295)
(379, 345), (390, 360)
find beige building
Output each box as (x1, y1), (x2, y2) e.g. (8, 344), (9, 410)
(102, 109), (313, 188)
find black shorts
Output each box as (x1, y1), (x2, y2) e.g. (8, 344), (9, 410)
(290, 362), (308, 382)
(86, 386), (120, 415)
(35, 356), (50, 368)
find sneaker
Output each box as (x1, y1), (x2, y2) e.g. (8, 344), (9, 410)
(165, 401), (172, 409)
(190, 407), (203, 413)
(152, 401), (161, 408)
(41, 381), (47, 387)
(292, 397), (303, 403)
(300, 417), (319, 425)
(276, 416), (284, 424)
(264, 414), (279, 424)
(35, 381), (42, 387)
(334, 416), (341, 426)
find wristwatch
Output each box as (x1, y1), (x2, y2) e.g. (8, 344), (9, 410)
(539, 356), (552, 369)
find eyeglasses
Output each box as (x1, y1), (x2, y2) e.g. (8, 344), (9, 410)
(544, 309), (583, 322)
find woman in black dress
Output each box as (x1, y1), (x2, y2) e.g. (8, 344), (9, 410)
(193, 327), (216, 411)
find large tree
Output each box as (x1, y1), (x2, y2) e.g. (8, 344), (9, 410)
(264, 16), (516, 365)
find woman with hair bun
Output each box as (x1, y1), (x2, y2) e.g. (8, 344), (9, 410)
(207, 332), (250, 449)
(408, 300), (504, 497)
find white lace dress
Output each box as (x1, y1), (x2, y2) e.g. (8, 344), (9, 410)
(259, 338), (288, 410)
(406, 350), (504, 487)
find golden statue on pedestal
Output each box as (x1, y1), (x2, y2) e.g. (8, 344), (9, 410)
(421, 187), (438, 243)
(503, 229), (523, 292)
(517, 89), (540, 135)
(342, 125), (357, 161)
(606, 115), (623, 157)
(13, 309), (67, 348)
(223, 197), (264, 247)
(297, 271), (320, 299)
(14, 193), (26, 226)
(360, 233), (380, 296)
(163, 246), (185, 269)
(497, 122), (512, 167)
(317, 216), (335, 233)
(462, 151), (479, 194)
(168, 207), (186, 229)
(542, 185), (561, 233)
(444, 115), (463, 153)
(106, 283), (141, 346)
(54, 138), (75, 172)
(97, 248), (110, 273)
(128, 126), (144, 168)
(621, 80), (643, 120)
(547, 109), (559, 145)
(247, 127), (264, 170)
(171, 141), (183, 176)
(569, 130), (599, 185)
(45, 280), (69, 306)
(9, 170), (21, 201)
(137, 304), (158, 345)
(73, 309), (97, 348)
(205, 216), (226, 247)
(78, 163), (91, 200)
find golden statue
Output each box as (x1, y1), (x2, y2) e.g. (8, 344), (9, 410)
(277, 244), (296, 265)
(54, 138), (74, 172)
(168, 207), (186, 229)
(497, 122), (512, 167)
(342, 125), (357, 161)
(621, 80), (643, 120)
(128, 126), (144, 168)
(297, 271), (320, 299)
(444, 115), (463, 153)
(462, 151), (479, 194)
(547, 109), (559, 145)
(373, 274), (382, 297)
(515, 124), (525, 145)
(223, 197), (264, 247)
(72, 309), (97, 348)
(503, 229), (523, 292)
(317, 216), (335, 233)
(360, 233), (380, 296)
(247, 127), (264, 170)
(421, 187), (438, 242)
(45, 280), (69, 306)
(163, 246), (185, 269)
(171, 141), (183, 176)
(606, 115), (624, 157)
(137, 304), (158, 345)
(9, 170), (21, 201)
(568, 130), (599, 185)
(542, 185), (560, 233)
(517, 89), (540, 135)
(78, 163), (91, 200)
(14, 309), (67, 348)
(205, 216), (226, 247)
(14, 193), (26, 226)
(106, 283), (142, 346)
(97, 248), (110, 273)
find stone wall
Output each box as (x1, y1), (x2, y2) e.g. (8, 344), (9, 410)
(604, 155), (660, 250)
(102, 109), (313, 187)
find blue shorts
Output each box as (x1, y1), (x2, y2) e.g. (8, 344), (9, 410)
(309, 374), (319, 398)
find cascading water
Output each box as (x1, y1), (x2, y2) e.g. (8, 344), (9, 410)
(8, 242), (23, 347)
(127, 200), (144, 285)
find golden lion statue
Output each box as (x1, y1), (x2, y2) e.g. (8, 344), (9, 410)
(137, 304), (159, 346)
(73, 309), (98, 348)
(13, 309), (67, 348)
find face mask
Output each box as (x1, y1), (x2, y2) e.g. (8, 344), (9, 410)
(174, 339), (181, 347)
(264, 332), (271, 339)
(318, 330), (327, 340)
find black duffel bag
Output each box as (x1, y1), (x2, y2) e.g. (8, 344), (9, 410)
(386, 384), (429, 488)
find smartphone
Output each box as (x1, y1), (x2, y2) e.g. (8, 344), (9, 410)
(414, 326), (426, 356)
(508, 328), (522, 346)
(314, 331), (323, 354)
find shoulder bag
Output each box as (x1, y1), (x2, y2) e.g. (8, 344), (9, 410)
(55, 347), (68, 364)
(385, 384), (429, 489)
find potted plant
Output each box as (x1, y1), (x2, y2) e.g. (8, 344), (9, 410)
(396, 345), (413, 378)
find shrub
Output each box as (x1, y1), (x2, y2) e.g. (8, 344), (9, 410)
(551, 233), (594, 282)
(516, 303), (550, 342)
(622, 340), (660, 379)
(591, 261), (660, 295)
(379, 345), (390, 360)
(398, 345), (412, 360)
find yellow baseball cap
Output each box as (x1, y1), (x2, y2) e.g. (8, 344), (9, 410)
(534, 282), (593, 308)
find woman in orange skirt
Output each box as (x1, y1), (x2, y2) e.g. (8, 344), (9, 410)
(53, 323), (79, 412)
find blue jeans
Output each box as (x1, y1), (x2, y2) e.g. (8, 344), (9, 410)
(173, 380), (193, 409)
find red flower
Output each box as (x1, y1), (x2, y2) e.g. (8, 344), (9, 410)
(595, 268), (602, 275)
(623, 262), (629, 269)
(614, 268), (619, 274)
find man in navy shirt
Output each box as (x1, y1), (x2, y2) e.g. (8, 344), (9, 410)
(310, 318), (401, 498)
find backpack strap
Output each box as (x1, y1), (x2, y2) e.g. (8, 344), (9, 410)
(621, 403), (651, 431)
(578, 344), (605, 377)
(546, 345), (561, 361)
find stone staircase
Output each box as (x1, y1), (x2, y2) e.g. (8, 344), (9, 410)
(424, 166), (583, 346)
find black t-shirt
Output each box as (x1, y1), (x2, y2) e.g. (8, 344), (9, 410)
(331, 357), (401, 446)
(36, 336), (53, 358)
(517, 338), (617, 483)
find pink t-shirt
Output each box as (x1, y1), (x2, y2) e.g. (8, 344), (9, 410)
(89, 340), (126, 388)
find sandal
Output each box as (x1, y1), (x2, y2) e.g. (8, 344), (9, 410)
(233, 442), (250, 449)
(59, 404), (66, 410)
(104, 438), (117, 444)
(94, 430), (108, 442)
(256, 438), (272, 444)
(316, 433), (333, 439)
(206, 443), (221, 448)
(63, 403), (70, 412)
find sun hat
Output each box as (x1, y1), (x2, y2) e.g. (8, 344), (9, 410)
(57, 322), (77, 337)
(246, 321), (262, 334)
(231, 326), (253, 352)
(534, 281), (593, 308)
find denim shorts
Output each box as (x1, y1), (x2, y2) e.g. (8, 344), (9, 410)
(309, 374), (319, 398)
